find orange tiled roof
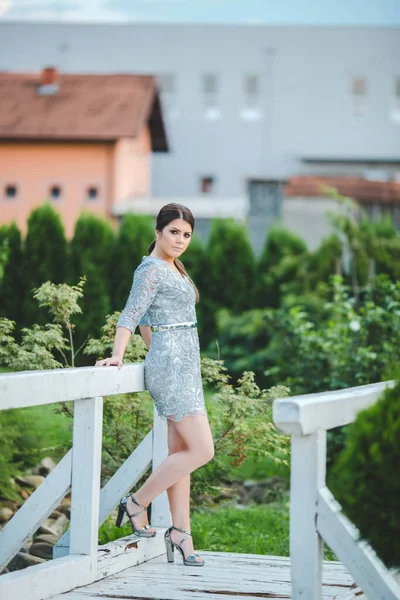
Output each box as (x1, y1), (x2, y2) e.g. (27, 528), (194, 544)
(285, 176), (400, 204)
(0, 71), (167, 149)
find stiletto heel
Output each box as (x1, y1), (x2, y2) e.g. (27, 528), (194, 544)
(164, 526), (205, 567)
(115, 505), (125, 528)
(165, 537), (175, 563)
(115, 493), (156, 538)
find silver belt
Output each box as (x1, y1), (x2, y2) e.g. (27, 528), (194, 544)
(150, 320), (197, 333)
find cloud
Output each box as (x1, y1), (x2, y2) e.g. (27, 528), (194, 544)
(0, 0), (12, 18)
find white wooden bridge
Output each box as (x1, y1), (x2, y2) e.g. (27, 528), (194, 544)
(0, 365), (399, 600)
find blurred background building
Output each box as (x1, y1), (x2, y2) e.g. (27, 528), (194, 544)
(0, 21), (399, 252)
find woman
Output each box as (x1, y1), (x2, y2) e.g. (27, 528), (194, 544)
(95, 203), (214, 567)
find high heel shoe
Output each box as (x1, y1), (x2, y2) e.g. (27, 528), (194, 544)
(115, 493), (156, 538)
(164, 525), (205, 566)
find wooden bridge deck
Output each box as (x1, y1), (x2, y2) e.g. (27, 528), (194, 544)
(48, 552), (364, 600)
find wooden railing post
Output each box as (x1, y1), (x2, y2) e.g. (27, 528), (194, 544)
(69, 396), (103, 580)
(290, 430), (326, 600)
(150, 411), (171, 528)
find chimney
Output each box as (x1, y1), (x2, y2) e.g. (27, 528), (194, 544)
(38, 66), (59, 95)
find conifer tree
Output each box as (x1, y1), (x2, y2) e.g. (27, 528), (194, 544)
(0, 223), (24, 327)
(109, 214), (154, 312)
(68, 213), (115, 360)
(206, 219), (256, 314)
(22, 204), (68, 327)
(254, 225), (307, 308)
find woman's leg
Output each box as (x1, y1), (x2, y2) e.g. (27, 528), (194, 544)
(165, 420), (203, 561)
(126, 413), (213, 533)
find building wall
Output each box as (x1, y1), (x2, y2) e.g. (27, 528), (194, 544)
(0, 129), (152, 237)
(0, 22), (399, 200)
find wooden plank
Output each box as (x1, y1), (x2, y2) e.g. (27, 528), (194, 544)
(53, 431), (153, 558)
(317, 486), (400, 600)
(0, 555), (91, 600)
(0, 450), (72, 572)
(48, 553), (359, 600)
(0, 363), (145, 410)
(95, 529), (167, 580)
(273, 380), (393, 435)
(69, 397), (103, 579)
(290, 431), (327, 600)
(149, 411), (171, 528)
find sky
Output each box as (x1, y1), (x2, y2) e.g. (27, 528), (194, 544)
(0, 0), (400, 26)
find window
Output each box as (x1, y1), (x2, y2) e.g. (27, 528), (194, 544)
(4, 184), (17, 199)
(203, 73), (218, 109)
(390, 76), (400, 124)
(87, 186), (98, 200)
(49, 185), (62, 200)
(244, 74), (259, 109)
(241, 74), (262, 120)
(351, 76), (367, 117)
(200, 176), (215, 194)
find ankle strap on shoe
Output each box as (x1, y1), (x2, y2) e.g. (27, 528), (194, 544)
(171, 525), (191, 536)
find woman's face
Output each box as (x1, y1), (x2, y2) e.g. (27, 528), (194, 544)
(157, 218), (192, 259)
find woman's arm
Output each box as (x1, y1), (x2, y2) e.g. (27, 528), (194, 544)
(95, 326), (131, 369)
(139, 325), (152, 350)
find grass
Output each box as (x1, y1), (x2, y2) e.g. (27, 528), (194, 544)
(98, 500), (336, 560)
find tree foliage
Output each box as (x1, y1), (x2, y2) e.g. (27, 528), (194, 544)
(109, 214), (155, 313)
(22, 204), (68, 328)
(206, 218), (256, 314)
(330, 379), (400, 568)
(68, 213), (115, 358)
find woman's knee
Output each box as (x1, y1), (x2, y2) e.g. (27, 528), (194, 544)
(198, 441), (214, 466)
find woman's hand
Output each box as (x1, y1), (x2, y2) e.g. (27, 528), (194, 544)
(95, 355), (123, 370)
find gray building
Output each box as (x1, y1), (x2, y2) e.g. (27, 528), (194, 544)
(1, 22), (400, 251)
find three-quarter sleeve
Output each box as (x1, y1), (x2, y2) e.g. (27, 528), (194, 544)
(116, 261), (162, 334)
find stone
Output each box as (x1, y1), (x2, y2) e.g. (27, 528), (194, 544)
(29, 542), (53, 560)
(35, 524), (58, 537)
(8, 551), (45, 571)
(32, 457), (57, 476)
(52, 514), (69, 538)
(19, 489), (30, 500)
(34, 533), (58, 546)
(50, 509), (63, 519)
(0, 507), (13, 523)
(15, 475), (45, 489)
(58, 501), (71, 519)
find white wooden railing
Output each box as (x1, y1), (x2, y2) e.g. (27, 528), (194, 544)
(273, 380), (400, 600)
(0, 365), (171, 600)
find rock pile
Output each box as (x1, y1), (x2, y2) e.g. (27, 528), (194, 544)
(0, 456), (71, 575)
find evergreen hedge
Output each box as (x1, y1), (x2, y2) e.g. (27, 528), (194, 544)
(109, 214), (155, 312)
(22, 204), (68, 328)
(206, 218), (256, 314)
(68, 213), (115, 359)
(330, 380), (400, 568)
(0, 223), (24, 328)
(255, 225), (307, 308)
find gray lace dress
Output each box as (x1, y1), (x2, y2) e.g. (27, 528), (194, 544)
(116, 255), (207, 422)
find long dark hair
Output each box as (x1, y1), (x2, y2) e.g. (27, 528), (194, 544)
(148, 203), (199, 302)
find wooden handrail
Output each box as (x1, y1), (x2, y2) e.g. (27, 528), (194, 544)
(273, 381), (400, 600)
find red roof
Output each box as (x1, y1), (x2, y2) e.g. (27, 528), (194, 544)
(0, 70), (168, 150)
(285, 176), (400, 204)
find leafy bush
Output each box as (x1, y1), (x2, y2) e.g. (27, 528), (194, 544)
(68, 213), (115, 359)
(109, 214), (155, 313)
(254, 224), (307, 309)
(0, 223), (24, 327)
(22, 204), (68, 328)
(330, 380), (400, 568)
(206, 219), (256, 314)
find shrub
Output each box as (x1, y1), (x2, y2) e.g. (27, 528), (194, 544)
(330, 380), (400, 568)
(109, 214), (154, 313)
(206, 219), (256, 314)
(22, 204), (68, 328)
(68, 213), (115, 359)
(254, 225), (307, 309)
